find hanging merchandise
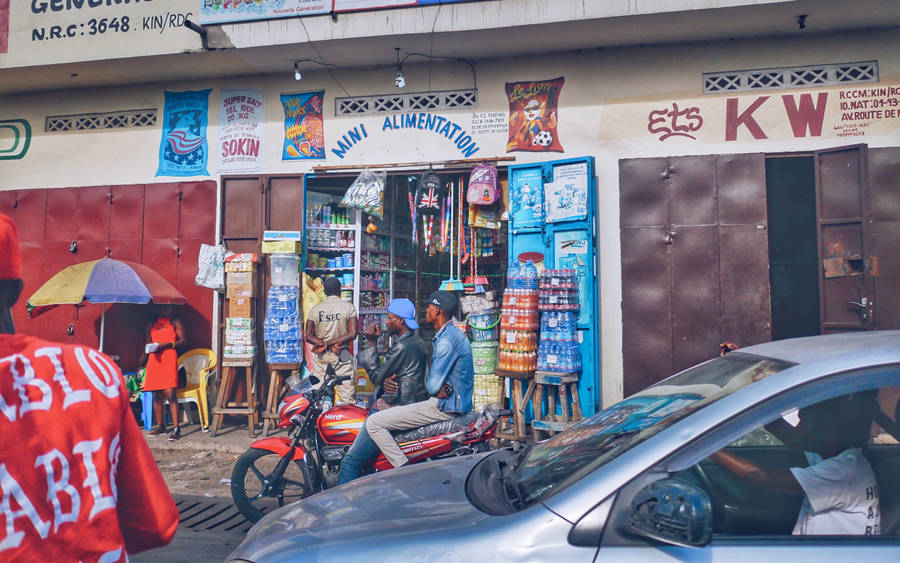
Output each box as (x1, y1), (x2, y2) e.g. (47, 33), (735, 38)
(407, 180), (418, 245)
(467, 163), (500, 205)
(438, 176), (463, 291)
(416, 167), (444, 253)
(341, 168), (385, 217)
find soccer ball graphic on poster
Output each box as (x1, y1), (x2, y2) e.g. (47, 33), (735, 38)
(532, 130), (553, 147)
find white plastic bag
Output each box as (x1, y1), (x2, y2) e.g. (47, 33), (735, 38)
(341, 168), (385, 217)
(195, 243), (225, 291)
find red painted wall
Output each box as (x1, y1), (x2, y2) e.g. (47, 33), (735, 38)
(1, 182), (217, 371)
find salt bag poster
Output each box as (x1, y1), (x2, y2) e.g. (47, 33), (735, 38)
(217, 89), (265, 173)
(505, 77), (565, 153)
(282, 91), (325, 160)
(157, 89), (211, 177)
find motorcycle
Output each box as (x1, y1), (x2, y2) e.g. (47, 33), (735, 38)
(231, 373), (507, 523)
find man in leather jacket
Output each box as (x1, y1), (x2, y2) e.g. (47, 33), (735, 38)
(337, 298), (427, 484)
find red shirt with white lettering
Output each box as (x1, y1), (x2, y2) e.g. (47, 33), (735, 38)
(0, 334), (179, 562)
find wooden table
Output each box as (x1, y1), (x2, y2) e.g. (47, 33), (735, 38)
(261, 362), (299, 435)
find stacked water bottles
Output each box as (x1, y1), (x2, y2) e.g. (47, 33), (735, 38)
(263, 285), (302, 363)
(497, 260), (539, 373)
(537, 269), (582, 373)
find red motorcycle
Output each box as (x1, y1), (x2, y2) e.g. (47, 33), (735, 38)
(231, 374), (506, 522)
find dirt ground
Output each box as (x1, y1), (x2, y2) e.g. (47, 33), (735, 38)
(151, 448), (238, 498)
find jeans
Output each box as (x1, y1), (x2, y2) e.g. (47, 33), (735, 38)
(337, 423), (381, 485)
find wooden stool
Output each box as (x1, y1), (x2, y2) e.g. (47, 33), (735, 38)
(262, 363), (298, 436)
(494, 370), (535, 442)
(531, 371), (583, 441)
(211, 359), (259, 438)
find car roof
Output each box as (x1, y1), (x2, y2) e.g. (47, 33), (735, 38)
(733, 330), (900, 367)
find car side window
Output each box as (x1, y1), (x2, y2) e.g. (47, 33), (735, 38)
(682, 384), (900, 537)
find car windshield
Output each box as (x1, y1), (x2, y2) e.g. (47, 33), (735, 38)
(514, 352), (792, 505)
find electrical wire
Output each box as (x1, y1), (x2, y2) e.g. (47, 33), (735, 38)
(298, 16), (352, 97)
(291, 53), (477, 91)
(428, 3), (441, 92)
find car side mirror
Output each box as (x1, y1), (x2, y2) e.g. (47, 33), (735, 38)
(625, 478), (712, 548)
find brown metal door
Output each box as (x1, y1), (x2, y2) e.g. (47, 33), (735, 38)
(815, 145), (873, 333)
(869, 148), (900, 330)
(620, 154), (770, 396)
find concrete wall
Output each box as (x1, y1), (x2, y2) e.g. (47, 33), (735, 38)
(2, 27), (898, 404)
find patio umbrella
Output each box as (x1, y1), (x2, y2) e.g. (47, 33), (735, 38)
(26, 258), (186, 352)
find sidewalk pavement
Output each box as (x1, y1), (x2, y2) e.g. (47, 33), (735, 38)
(141, 422), (285, 455)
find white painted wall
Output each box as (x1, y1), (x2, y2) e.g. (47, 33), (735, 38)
(2, 28), (898, 405)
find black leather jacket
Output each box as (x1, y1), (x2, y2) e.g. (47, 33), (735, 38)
(370, 330), (428, 405)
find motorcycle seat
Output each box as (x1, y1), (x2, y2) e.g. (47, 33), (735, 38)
(391, 410), (480, 443)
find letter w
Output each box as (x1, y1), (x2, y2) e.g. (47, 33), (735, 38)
(782, 93), (828, 138)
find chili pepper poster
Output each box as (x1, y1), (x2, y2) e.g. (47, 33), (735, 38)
(217, 89), (265, 173)
(281, 91), (325, 160)
(156, 89), (211, 177)
(505, 76), (564, 153)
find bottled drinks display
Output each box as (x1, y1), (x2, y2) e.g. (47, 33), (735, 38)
(264, 285), (301, 364)
(307, 204), (351, 227)
(498, 263), (539, 373)
(537, 270), (581, 373)
(307, 229), (354, 250)
(538, 269), (579, 311)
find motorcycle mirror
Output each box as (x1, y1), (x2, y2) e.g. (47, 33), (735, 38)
(307, 374), (321, 386)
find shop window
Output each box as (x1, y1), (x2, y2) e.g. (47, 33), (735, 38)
(703, 61), (877, 93)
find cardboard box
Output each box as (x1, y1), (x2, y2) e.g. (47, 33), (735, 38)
(225, 317), (255, 331)
(261, 240), (302, 254)
(223, 345), (257, 359)
(226, 282), (255, 299)
(263, 230), (302, 241)
(225, 328), (256, 346)
(228, 297), (254, 317)
(225, 261), (257, 273)
(227, 271), (254, 286)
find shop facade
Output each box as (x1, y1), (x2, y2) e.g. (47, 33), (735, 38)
(2, 1), (900, 414)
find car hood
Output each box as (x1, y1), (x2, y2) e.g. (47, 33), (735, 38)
(229, 452), (493, 561)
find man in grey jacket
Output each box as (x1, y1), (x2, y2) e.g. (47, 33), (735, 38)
(337, 298), (427, 484)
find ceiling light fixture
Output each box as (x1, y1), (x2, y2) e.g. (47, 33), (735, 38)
(394, 48), (406, 89)
(294, 61), (302, 81)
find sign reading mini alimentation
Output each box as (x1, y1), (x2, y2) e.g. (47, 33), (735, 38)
(1, 0), (201, 67)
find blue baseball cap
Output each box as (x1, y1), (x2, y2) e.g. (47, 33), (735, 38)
(386, 298), (419, 330)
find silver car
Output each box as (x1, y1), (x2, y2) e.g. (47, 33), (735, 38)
(229, 331), (900, 562)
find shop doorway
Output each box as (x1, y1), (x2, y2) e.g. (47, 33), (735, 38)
(765, 156), (820, 340)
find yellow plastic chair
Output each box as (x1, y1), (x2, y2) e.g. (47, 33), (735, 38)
(174, 348), (217, 432)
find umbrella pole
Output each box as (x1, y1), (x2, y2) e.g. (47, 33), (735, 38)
(99, 304), (106, 353)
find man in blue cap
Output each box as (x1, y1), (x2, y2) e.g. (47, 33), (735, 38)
(365, 290), (474, 471)
(337, 297), (428, 484)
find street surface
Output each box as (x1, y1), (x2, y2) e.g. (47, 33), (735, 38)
(134, 428), (257, 561)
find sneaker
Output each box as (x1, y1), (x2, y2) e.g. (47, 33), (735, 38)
(148, 425), (166, 436)
(168, 427), (181, 442)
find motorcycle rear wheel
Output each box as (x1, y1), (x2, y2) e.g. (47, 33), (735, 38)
(231, 448), (311, 523)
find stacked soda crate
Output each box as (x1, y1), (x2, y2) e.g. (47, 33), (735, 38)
(224, 253), (258, 361)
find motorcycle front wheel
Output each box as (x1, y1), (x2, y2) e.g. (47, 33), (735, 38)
(231, 447), (311, 523)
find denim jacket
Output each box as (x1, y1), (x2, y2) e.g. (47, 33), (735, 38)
(426, 322), (474, 414)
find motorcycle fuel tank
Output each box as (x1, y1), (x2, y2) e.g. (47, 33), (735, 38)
(317, 404), (366, 444)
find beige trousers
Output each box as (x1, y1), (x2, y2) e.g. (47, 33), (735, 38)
(365, 397), (453, 468)
(313, 350), (356, 405)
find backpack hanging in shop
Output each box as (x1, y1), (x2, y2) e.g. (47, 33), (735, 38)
(416, 167), (444, 216)
(467, 163), (500, 205)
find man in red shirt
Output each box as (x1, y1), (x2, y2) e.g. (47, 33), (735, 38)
(0, 213), (179, 561)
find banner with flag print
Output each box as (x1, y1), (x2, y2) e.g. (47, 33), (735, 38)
(157, 89), (211, 177)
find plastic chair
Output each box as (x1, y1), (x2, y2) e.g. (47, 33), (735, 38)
(170, 348), (217, 431)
